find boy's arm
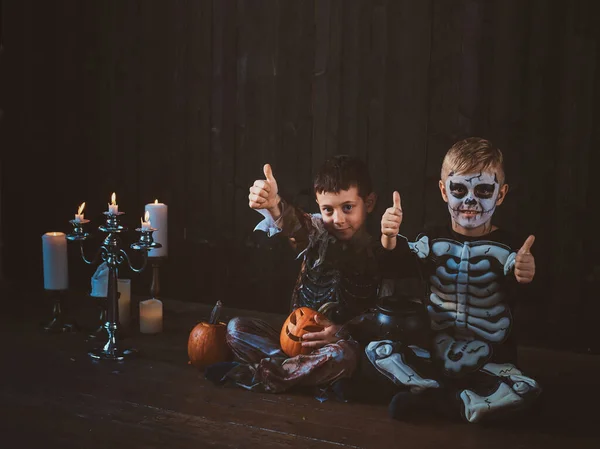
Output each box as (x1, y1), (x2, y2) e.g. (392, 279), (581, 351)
(248, 163), (281, 220)
(379, 190), (428, 279)
(249, 163), (312, 253)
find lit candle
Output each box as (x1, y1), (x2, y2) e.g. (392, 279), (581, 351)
(140, 210), (151, 231)
(139, 298), (163, 334)
(117, 278), (131, 327)
(42, 232), (69, 290)
(145, 199), (168, 257)
(74, 202), (85, 222)
(108, 192), (119, 215)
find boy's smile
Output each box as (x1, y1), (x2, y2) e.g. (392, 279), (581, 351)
(316, 187), (375, 241)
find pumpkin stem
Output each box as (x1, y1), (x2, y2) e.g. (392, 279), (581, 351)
(209, 300), (222, 325)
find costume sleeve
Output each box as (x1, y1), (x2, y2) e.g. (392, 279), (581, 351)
(253, 209), (283, 237)
(253, 198), (314, 254)
(379, 234), (425, 280)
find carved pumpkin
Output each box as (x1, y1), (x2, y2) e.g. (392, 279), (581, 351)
(187, 322), (232, 368)
(280, 307), (326, 357)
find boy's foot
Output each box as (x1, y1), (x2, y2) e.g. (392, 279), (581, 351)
(331, 378), (354, 402)
(389, 388), (461, 422)
(204, 361), (240, 385)
(388, 390), (432, 420)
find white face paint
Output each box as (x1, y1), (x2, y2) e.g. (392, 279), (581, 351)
(445, 171), (500, 229)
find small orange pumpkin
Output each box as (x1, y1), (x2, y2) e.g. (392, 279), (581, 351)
(280, 307), (326, 357)
(187, 321), (232, 368)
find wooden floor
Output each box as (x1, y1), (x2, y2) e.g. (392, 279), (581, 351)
(1, 287), (599, 449)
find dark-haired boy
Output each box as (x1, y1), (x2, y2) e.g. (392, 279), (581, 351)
(223, 155), (382, 394)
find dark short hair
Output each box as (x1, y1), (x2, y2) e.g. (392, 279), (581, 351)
(313, 155), (373, 200)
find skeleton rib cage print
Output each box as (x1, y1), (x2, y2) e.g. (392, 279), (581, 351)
(409, 234), (518, 375)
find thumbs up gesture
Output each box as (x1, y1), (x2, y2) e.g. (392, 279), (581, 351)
(515, 235), (536, 284)
(248, 163), (281, 219)
(381, 191), (403, 250)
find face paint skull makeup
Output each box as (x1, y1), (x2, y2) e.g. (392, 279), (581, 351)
(445, 171), (500, 229)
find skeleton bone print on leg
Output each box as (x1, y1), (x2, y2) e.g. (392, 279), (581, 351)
(446, 172), (500, 229)
(428, 239), (516, 376)
(459, 362), (541, 423)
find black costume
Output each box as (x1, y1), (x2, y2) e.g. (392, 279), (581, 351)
(370, 224), (541, 423)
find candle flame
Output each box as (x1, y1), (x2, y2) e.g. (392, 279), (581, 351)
(154, 199), (158, 204)
(111, 192), (116, 205)
(144, 210), (150, 222)
(77, 202), (85, 215)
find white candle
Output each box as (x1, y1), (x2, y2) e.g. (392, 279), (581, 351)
(140, 298), (163, 334)
(108, 192), (119, 215)
(42, 232), (69, 290)
(74, 202), (85, 222)
(145, 200), (168, 257)
(141, 210), (151, 231)
(117, 278), (131, 326)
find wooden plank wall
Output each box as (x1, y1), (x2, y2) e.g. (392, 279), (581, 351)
(1, 0), (599, 346)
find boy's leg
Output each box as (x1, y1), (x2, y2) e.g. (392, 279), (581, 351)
(365, 340), (440, 391)
(252, 339), (360, 393)
(364, 340), (448, 420)
(458, 362), (542, 423)
(226, 316), (286, 364)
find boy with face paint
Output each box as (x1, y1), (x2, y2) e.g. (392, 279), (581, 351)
(216, 155), (383, 395)
(372, 137), (541, 423)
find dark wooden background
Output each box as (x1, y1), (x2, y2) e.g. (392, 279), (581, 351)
(1, 0), (599, 350)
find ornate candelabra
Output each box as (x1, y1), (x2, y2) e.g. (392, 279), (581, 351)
(66, 211), (160, 361)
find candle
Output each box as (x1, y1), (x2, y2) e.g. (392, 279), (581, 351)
(74, 202), (85, 222)
(117, 279), (131, 327)
(42, 232), (69, 290)
(141, 210), (151, 231)
(108, 192), (119, 215)
(145, 199), (168, 257)
(139, 298), (163, 334)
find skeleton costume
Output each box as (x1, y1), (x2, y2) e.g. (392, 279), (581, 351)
(224, 199), (382, 393)
(371, 172), (541, 423)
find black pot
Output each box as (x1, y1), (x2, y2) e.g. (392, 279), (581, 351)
(342, 295), (431, 348)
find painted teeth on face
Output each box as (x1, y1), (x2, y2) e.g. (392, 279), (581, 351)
(446, 171), (499, 229)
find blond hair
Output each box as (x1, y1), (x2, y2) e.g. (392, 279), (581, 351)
(441, 137), (505, 184)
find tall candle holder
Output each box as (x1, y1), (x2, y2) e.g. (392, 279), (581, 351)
(43, 290), (76, 333)
(67, 212), (161, 361)
(148, 256), (164, 299)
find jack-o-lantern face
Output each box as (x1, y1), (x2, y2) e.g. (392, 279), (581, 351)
(280, 307), (325, 357)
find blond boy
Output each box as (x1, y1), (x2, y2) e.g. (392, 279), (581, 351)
(372, 137), (541, 423)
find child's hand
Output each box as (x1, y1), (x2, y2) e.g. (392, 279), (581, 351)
(301, 315), (342, 350)
(248, 163), (281, 218)
(515, 235), (536, 283)
(381, 191), (403, 250)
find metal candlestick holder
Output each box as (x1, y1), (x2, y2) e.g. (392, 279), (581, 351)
(67, 212), (161, 361)
(148, 256), (164, 299)
(88, 293), (108, 340)
(43, 289), (76, 333)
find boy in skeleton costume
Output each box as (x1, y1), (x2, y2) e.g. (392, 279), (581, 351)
(219, 156), (383, 394)
(374, 137), (541, 423)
